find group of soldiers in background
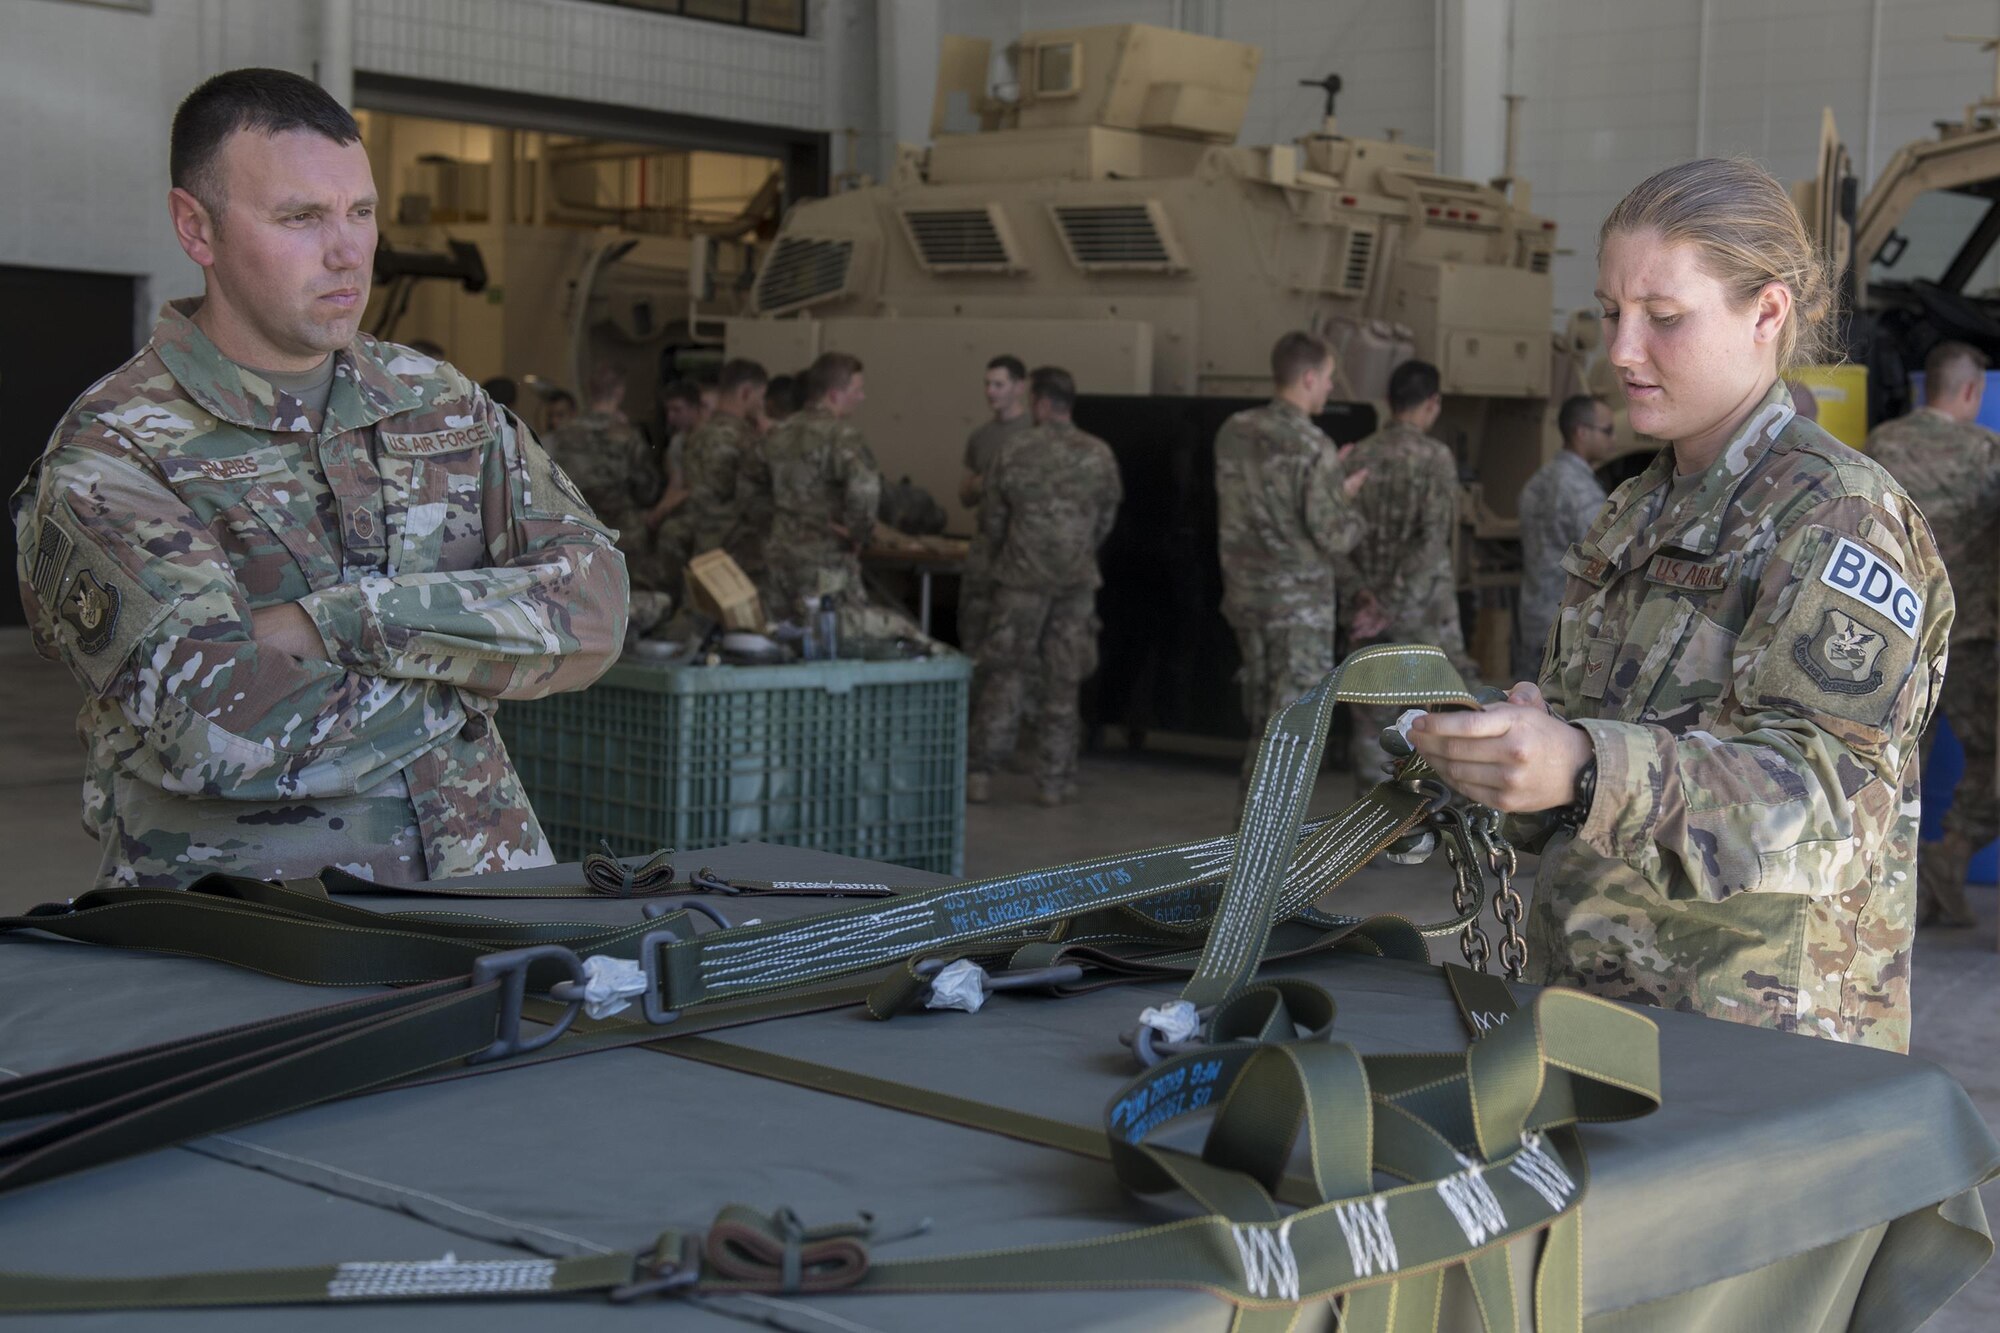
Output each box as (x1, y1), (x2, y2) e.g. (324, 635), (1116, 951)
(540, 350), (920, 645)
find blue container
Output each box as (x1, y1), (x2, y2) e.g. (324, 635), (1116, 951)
(1920, 714), (1999, 884)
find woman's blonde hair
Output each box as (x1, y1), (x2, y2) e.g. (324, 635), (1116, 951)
(1599, 157), (1837, 372)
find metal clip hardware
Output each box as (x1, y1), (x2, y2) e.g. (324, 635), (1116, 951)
(638, 928), (684, 1026)
(912, 956), (1085, 995)
(609, 1233), (702, 1303)
(467, 945), (587, 1064)
(643, 897), (736, 931)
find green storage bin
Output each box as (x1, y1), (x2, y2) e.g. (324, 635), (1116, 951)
(499, 656), (970, 875)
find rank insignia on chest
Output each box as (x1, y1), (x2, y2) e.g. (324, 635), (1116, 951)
(61, 569), (120, 655)
(1793, 608), (1887, 694)
(1645, 553), (1734, 592)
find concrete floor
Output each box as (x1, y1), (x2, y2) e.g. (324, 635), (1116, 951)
(4, 625), (1996, 1326)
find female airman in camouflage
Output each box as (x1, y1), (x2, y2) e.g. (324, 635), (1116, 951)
(1411, 159), (1952, 1052)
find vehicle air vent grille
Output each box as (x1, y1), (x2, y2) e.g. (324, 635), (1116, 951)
(1341, 228), (1377, 294)
(753, 236), (854, 313)
(1048, 202), (1184, 272)
(900, 207), (1018, 272)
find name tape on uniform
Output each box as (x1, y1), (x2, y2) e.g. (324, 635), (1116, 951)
(1819, 537), (1920, 640)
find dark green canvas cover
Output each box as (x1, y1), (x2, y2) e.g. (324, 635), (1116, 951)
(0, 841), (1992, 1330)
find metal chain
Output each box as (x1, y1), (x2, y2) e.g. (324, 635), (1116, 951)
(1439, 811), (1491, 973)
(1473, 812), (1526, 981)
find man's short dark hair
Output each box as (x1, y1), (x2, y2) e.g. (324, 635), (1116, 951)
(805, 352), (865, 404)
(1557, 393), (1606, 443)
(1271, 331), (1333, 387)
(1925, 340), (1990, 402)
(482, 376), (518, 409)
(661, 378), (705, 408)
(1387, 360), (1442, 414)
(547, 388), (577, 410)
(986, 354), (1026, 380)
(170, 68), (361, 216)
(1029, 365), (1077, 414)
(719, 358), (769, 393)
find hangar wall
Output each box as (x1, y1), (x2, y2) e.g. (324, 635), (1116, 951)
(0, 0), (869, 337)
(939, 0), (2000, 325)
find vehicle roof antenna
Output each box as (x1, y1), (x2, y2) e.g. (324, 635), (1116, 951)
(1300, 73), (1342, 136)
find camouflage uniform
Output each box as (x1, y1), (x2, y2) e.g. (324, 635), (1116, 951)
(762, 406), (880, 620)
(681, 413), (761, 558)
(958, 413), (1033, 655)
(1514, 448), (1608, 682)
(1338, 420), (1477, 775)
(1867, 407), (2000, 926)
(1213, 399), (1365, 776)
(10, 300), (628, 890)
(970, 420), (1122, 798)
(729, 431), (776, 593)
(542, 409), (658, 576)
(1524, 383), (1951, 1053)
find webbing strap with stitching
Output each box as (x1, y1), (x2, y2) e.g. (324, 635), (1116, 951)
(0, 982), (1660, 1325)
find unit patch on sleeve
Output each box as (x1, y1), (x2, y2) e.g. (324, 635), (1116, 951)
(1818, 536), (1920, 640)
(60, 569), (120, 655)
(1793, 608), (1887, 694)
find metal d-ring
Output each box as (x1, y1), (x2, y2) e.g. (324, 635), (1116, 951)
(467, 945), (587, 1064)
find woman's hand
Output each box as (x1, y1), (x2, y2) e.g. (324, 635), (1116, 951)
(1408, 681), (1592, 813)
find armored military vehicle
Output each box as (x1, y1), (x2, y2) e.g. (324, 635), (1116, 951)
(1797, 38), (2000, 424)
(726, 23), (1560, 739)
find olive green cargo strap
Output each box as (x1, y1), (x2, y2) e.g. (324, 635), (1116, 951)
(0, 981), (1660, 1328)
(1179, 644), (1474, 1013)
(317, 848), (905, 901)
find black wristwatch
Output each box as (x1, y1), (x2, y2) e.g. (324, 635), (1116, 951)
(1558, 728), (1597, 830)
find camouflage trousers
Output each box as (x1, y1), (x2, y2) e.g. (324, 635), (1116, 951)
(958, 568), (994, 657)
(1229, 618), (1335, 782)
(970, 584), (1098, 794)
(1918, 638), (1998, 926)
(1351, 593), (1479, 780)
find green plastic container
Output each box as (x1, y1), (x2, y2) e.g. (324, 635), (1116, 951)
(499, 656), (970, 875)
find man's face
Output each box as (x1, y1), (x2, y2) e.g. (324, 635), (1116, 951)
(546, 397), (577, 432)
(171, 129), (377, 370)
(1574, 401), (1616, 463)
(665, 398), (703, 434)
(825, 373), (866, 419)
(984, 368), (1023, 417)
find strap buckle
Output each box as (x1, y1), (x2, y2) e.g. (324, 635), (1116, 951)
(609, 1232), (702, 1303)
(467, 945), (587, 1064)
(638, 928), (683, 1025)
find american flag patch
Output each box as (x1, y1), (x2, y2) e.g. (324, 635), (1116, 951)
(30, 523), (71, 602)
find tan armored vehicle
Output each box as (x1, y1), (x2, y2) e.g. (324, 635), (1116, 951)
(728, 23), (1557, 528)
(1794, 38), (2000, 424)
(727, 23), (1559, 737)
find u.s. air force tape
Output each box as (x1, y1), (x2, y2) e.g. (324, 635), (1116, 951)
(1819, 537), (1920, 640)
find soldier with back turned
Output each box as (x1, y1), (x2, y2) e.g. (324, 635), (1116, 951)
(1866, 339), (2000, 929)
(1213, 331), (1372, 782)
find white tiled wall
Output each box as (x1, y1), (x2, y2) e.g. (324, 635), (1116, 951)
(352, 0), (827, 131)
